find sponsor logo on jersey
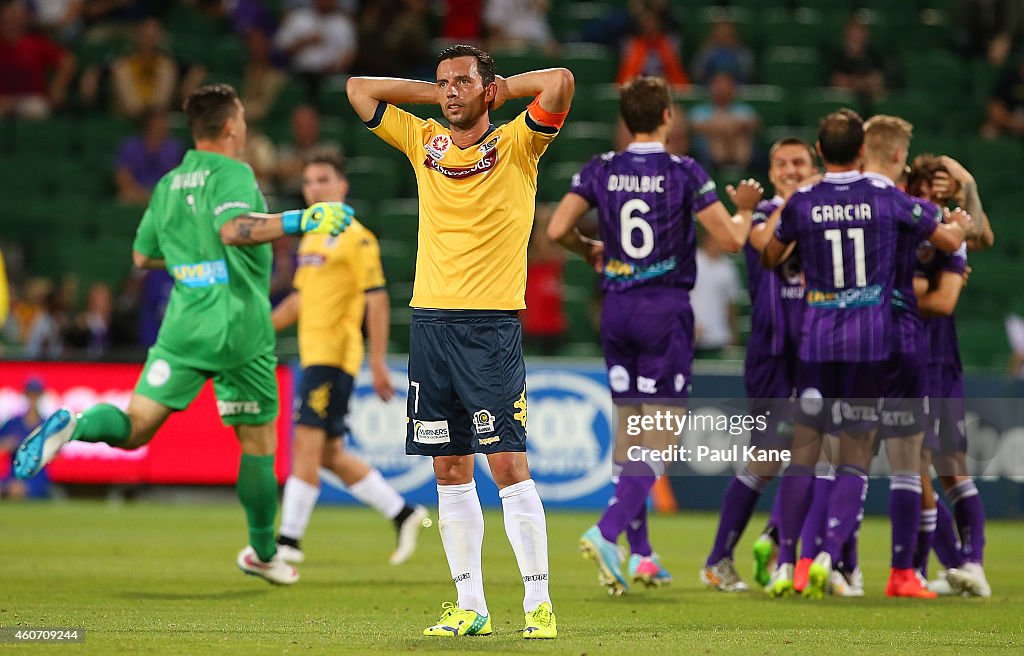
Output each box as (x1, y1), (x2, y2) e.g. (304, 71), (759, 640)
(213, 200), (251, 217)
(425, 134), (451, 160)
(172, 259), (229, 288)
(477, 135), (500, 155)
(806, 285), (883, 309)
(146, 359), (171, 387)
(478, 435), (501, 445)
(423, 148), (498, 180)
(297, 253), (328, 268)
(472, 409), (494, 434)
(608, 365), (630, 393)
(603, 256), (677, 282)
(637, 376), (658, 394)
(413, 419), (451, 444)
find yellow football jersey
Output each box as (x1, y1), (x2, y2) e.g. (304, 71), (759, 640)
(293, 219), (386, 374)
(368, 103), (558, 310)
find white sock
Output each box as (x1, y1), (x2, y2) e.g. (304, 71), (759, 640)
(279, 475), (320, 541)
(437, 480), (488, 616)
(499, 479), (551, 613)
(348, 468), (406, 519)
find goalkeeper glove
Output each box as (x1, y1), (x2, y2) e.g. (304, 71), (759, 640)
(282, 202), (354, 236)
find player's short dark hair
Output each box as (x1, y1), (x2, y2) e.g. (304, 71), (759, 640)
(817, 108), (864, 166)
(437, 44), (496, 87)
(183, 83), (240, 140)
(769, 137), (816, 164)
(620, 76), (671, 135)
(303, 150), (347, 178)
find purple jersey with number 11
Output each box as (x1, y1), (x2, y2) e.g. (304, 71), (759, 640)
(570, 142), (719, 293)
(775, 171), (940, 362)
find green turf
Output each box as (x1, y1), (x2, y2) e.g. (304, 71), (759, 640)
(1, 502), (1021, 655)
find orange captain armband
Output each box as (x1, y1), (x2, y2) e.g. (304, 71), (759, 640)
(527, 96), (569, 131)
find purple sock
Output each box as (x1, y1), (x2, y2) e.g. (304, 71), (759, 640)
(933, 496), (965, 569)
(777, 464), (814, 565)
(598, 456), (657, 543)
(626, 498), (652, 557)
(914, 508), (937, 577)
(799, 468), (835, 560)
(840, 525), (860, 572)
(949, 479), (986, 564)
(822, 466), (868, 562)
(888, 473), (922, 570)
(706, 467), (766, 566)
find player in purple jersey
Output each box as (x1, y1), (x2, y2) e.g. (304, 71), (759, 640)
(701, 138), (818, 593)
(548, 76), (752, 595)
(762, 109), (970, 600)
(909, 154), (993, 597)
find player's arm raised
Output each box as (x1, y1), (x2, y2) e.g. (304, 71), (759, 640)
(548, 193), (603, 272)
(927, 207), (973, 253)
(345, 77), (436, 122)
(493, 68), (575, 114)
(935, 156), (995, 250)
(727, 178), (766, 250)
(219, 203), (353, 246)
(695, 180), (757, 253)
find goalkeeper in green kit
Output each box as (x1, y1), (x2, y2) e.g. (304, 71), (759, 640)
(14, 84), (352, 585)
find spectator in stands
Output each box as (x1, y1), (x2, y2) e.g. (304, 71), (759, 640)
(615, 102), (689, 156)
(275, 0), (356, 99)
(956, 0), (1024, 66)
(109, 17), (177, 118)
(829, 17), (885, 102)
(689, 71), (758, 171)
(114, 109), (185, 205)
(352, 0), (432, 78)
(984, 56), (1024, 138)
(0, 0), (75, 119)
(691, 20), (754, 86)
(31, 0), (84, 42)
(616, 3), (689, 89)
(25, 287), (65, 359)
(241, 27), (286, 122)
(65, 282), (112, 357)
(0, 377), (51, 500)
(441, 0), (484, 42)
(692, 229), (741, 354)
(245, 128), (280, 195)
(523, 204), (567, 356)
(275, 105), (343, 200)
(485, 0), (557, 54)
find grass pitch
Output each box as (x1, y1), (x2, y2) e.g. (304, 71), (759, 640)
(1, 500), (1021, 655)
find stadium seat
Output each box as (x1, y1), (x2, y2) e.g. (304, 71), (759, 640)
(493, 48), (560, 77)
(560, 44), (617, 85)
(545, 122), (614, 164)
(873, 92), (942, 132)
(551, 1), (611, 42)
(965, 136), (1024, 171)
(737, 85), (791, 128)
(376, 198), (420, 244)
(346, 157), (404, 203)
(796, 87), (861, 128)
(538, 162), (582, 204)
(760, 47), (825, 90)
(758, 8), (825, 51)
(910, 134), (967, 162)
(690, 5), (758, 53)
(903, 50), (965, 95)
(577, 84), (621, 124)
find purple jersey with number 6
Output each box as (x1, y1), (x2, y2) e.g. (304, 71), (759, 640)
(570, 142), (719, 293)
(775, 171), (940, 362)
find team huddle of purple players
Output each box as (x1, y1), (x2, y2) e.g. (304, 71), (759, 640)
(550, 77), (994, 599)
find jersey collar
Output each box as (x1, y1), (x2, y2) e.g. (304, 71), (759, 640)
(863, 171), (895, 187)
(454, 124), (497, 150)
(626, 142), (666, 154)
(822, 170), (863, 183)
(770, 194), (784, 204)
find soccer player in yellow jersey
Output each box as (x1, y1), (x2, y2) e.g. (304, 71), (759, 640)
(270, 153), (428, 567)
(347, 44), (573, 639)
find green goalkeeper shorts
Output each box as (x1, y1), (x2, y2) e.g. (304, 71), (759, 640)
(134, 346), (280, 426)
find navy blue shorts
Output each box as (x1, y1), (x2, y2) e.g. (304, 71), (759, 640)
(406, 310), (527, 456)
(294, 365), (354, 438)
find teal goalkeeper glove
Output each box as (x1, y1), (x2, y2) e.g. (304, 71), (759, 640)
(282, 202), (354, 236)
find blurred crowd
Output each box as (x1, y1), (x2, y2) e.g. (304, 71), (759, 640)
(2, 0), (1024, 359)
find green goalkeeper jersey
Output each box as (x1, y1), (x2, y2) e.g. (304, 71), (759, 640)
(132, 149), (273, 370)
